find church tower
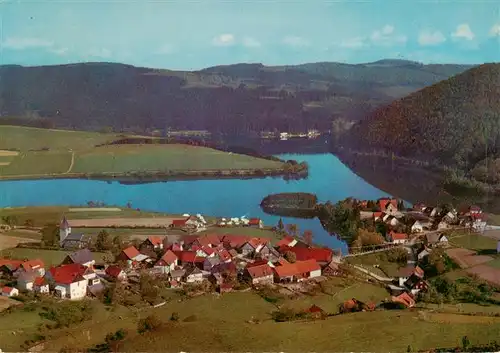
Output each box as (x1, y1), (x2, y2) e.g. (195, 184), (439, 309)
(59, 216), (71, 246)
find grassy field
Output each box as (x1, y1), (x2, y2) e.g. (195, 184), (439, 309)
(345, 252), (402, 277)
(448, 233), (498, 251)
(0, 125), (121, 151)
(71, 144), (283, 174)
(198, 226), (283, 244)
(488, 213), (500, 226)
(0, 247), (108, 266)
(0, 126), (286, 179)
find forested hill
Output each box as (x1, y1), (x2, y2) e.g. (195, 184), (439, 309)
(0, 60), (473, 134)
(349, 63), (500, 180)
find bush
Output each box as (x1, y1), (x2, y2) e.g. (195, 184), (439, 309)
(39, 300), (94, 328)
(170, 312), (180, 321)
(386, 247), (408, 264)
(137, 314), (162, 333)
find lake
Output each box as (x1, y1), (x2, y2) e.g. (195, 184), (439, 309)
(0, 153), (394, 254)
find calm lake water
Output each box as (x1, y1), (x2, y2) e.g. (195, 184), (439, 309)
(0, 153), (394, 254)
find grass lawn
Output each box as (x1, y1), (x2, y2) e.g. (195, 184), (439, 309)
(0, 247), (108, 266)
(71, 144), (284, 174)
(346, 252), (402, 277)
(418, 302), (500, 315)
(0, 308), (47, 351)
(448, 233), (498, 252)
(0, 125), (121, 151)
(1, 229), (42, 240)
(483, 257), (500, 269)
(0, 151), (72, 176)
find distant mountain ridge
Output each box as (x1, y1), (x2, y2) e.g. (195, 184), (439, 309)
(349, 63), (500, 179)
(0, 59), (474, 134)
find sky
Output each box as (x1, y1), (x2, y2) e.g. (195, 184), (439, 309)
(0, 0), (499, 70)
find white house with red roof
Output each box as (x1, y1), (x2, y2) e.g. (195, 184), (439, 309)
(244, 263), (274, 285)
(276, 236), (298, 248)
(248, 218), (264, 229)
(33, 277), (50, 294)
(273, 259), (321, 283)
(105, 265), (127, 282)
(46, 263), (92, 300)
(116, 246), (149, 268)
(1, 287), (19, 297)
(387, 231), (408, 244)
(154, 250), (179, 274)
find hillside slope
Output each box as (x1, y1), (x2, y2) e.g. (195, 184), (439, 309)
(350, 63), (500, 176)
(0, 60), (473, 134)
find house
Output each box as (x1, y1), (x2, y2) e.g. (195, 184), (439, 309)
(273, 259), (321, 283)
(105, 265), (127, 282)
(203, 256), (221, 271)
(173, 251), (205, 268)
(259, 244), (281, 261)
(170, 269), (186, 282)
(385, 216), (400, 227)
(2, 287), (19, 297)
(425, 233), (449, 247)
(17, 270), (39, 291)
(46, 263), (90, 300)
(116, 246), (149, 267)
(196, 246), (216, 258)
(217, 283), (233, 293)
(62, 249), (95, 268)
(155, 250), (179, 274)
(140, 236), (164, 253)
(184, 267), (204, 283)
(372, 212), (385, 222)
(405, 274), (429, 295)
(469, 205), (482, 214)
(323, 260), (341, 276)
(443, 211), (458, 224)
(423, 207), (439, 218)
(59, 217), (90, 249)
(0, 259), (23, 276)
(244, 263), (274, 285)
(411, 221), (424, 233)
(278, 246), (333, 266)
(276, 236), (298, 248)
(33, 277), (50, 294)
(387, 231), (408, 244)
(392, 292), (415, 308)
(210, 262), (238, 276)
(378, 198), (398, 214)
(417, 248), (431, 261)
(216, 249), (232, 263)
(396, 266), (417, 286)
(306, 305), (326, 319)
(239, 238), (269, 256)
(248, 218), (264, 229)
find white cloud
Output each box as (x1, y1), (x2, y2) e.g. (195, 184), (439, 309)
(370, 25), (407, 46)
(490, 23), (500, 37)
(339, 37), (365, 49)
(418, 30), (446, 46)
(452, 23), (474, 40)
(212, 33), (235, 46)
(88, 48), (112, 59)
(50, 47), (69, 56)
(282, 36), (309, 47)
(242, 37), (261, 48)
(2, 37), (53, 50)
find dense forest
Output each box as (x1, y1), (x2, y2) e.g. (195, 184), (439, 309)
(349, 63), (500, 182)
(0, 60), (472, 134)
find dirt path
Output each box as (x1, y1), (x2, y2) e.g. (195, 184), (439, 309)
(64, 151), (75, 174)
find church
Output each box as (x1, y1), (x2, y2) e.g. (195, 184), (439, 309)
(59, 216), (91, 250)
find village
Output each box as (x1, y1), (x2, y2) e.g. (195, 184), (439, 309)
(1, 199), (500, 351)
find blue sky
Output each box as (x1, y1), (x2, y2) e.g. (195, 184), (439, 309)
(0, 0), (499, 70)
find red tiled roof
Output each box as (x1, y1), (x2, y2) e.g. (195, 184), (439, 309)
(172, 219), (188, 226)
(389, 232), (408, 241)
(278, 246), (333, 263)
(470, 205), (481, 211)
(105, 265), (124, 278)
(378, 198), (397, 211)
(276, 236), (296, 247)
(414, 266), (425, 278)
(372, 212), (383, 219)
(196, 234), (221, 247)
(393, 292), (415, 308)
(146, 236), (163, 246)
(122, 246), (141, 260)
(33, 277), (47, 286)
(246, 264), (273, 279)
(273, 259), (320, 278)
(173, 251), (204, 263)
(246, 260), (269, 268)
(21, 259), (44, 271)
(159, 250), (178, 265)
(221, 235), (251, 248)
(217, 249), (232, 262)
(2, 286), (14, 294)
(170, 243), (183, 251)
(201, 246), (215, 256)
(49, 263), (87, 285)
(0, 259), (23, 270)
(248, 218), (261, 225)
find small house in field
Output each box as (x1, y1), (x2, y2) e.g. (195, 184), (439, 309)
(377, 198), (398, 214)
(184, 267), (204, 283)
(248, 218), (264, 229)
(16, 259), (45, 277)
(105, 265), (127, 282)
(425, 233), (449, 248)
(1, 287), (19, 297)
(276, 236), (298, 248)
(306, 305), (326, 319)
(17, 270), (39, 291)
(33, 277), (49, 294)
(244, 263), (274, 285)
(273, 259), (321, 283)
(116, 246), (149, 268)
